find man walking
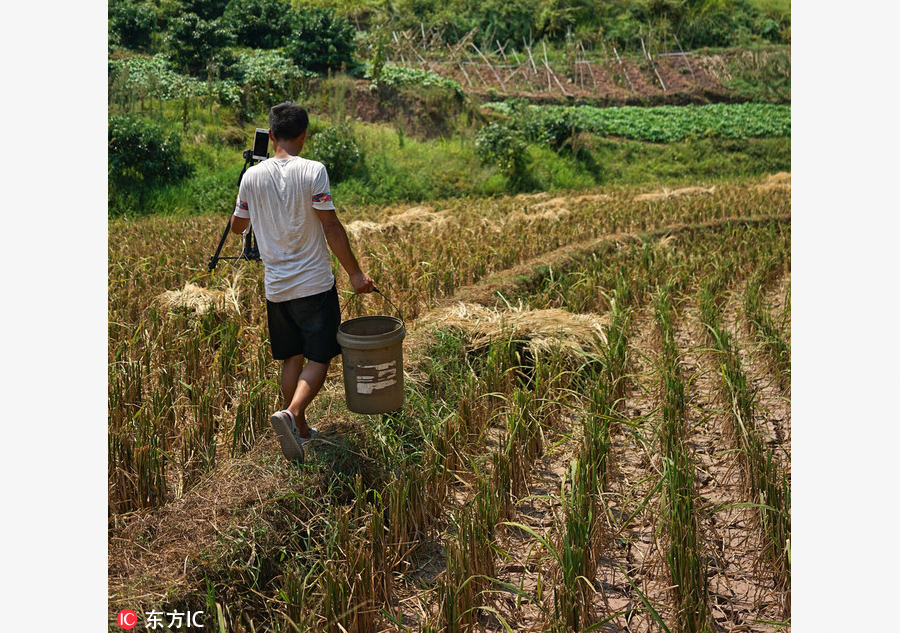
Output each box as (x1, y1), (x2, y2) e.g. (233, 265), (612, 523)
(230, 102), (375, 462)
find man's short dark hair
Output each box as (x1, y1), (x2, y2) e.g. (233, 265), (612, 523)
(269, 102), (309, 141)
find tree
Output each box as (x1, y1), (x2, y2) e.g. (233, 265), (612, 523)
(222, 0), (296, 49)
(180, 0), (229, 21)
(284, 8), (357, 74)
(164, 12), (235, 74)
(108, 0), (158, 51)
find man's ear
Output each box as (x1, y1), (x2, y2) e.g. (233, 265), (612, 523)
(268, 129), (275, 143)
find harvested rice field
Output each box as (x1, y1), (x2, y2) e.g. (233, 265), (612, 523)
(109, 175), (790, 631)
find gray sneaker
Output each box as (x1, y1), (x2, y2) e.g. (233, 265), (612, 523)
(270, 411), (305, 462)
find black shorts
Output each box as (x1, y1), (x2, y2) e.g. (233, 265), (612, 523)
(266, 285), (342, 363)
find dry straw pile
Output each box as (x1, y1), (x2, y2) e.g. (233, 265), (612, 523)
(510, 193), (610, 224)
(415, 301), (609, 358)
(754, 172), (791, 192)
(633, 186), (716, 202)
(155, 283), (237, 316)
(346, 205), (450, 239)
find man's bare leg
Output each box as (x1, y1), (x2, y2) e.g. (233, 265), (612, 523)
(281, 354), (329, 438)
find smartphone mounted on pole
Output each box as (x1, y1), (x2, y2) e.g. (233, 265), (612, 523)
(251, 128), (269, 162)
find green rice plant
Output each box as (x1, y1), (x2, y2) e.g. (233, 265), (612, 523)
(280, 566), (318, 631)
(456, 372), (494, 450)
(553, 457), (602, 631)
(499, 388), (545, 500)
(318, 481), (388, 633)
(581, 380), (612, 491)
(700, 281), (791, 616)
(655, 285), (711, 633)
(501, 513), (595, 633)
(182, 389), (217, 481)
(602, 290), (632, 406)
(134, 409), (170, 508)
(743, 260), (791, 382)
(479, 337), (523, 404)
(230, 383), (271, 457)
(438, 496), (498, 632)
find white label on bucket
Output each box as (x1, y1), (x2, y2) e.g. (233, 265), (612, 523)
(356, 361), (398, 395)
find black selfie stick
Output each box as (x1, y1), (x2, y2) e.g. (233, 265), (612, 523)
(207, 148), (265, 272)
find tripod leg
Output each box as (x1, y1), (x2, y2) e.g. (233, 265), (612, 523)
(208, 213), (235, 272)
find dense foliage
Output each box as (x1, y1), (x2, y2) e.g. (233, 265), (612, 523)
(164, 12), (235, 73)
(222, 0), (295, 49)
(308, 124), (364, 183)
(347, 0), (788, 48)
(108, 0), (158, 51)
(228, 49), (313, 118)
(108, 0), (790, 74)
(284, 8), (357, 74)
(108, 115), (194, 214)
(475, 122), (531, 184)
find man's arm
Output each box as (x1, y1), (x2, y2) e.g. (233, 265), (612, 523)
(315, 208), (375, 294)
(231, 198), (250, 234)
(230, 213), (250, 235)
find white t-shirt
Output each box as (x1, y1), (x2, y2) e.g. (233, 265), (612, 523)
(234, 156), (336, 302)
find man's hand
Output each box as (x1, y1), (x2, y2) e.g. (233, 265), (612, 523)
(350, 270), (375, 294)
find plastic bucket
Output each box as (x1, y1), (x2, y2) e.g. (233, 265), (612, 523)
(337, 315), (406, 414)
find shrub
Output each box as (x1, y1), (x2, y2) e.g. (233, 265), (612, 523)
(108, 115), (194, 213)
(528, 108), (583, 151)
(474, 122), (530, 184)
(222, 0), (296, 49)
(284, 9), (356, 74)
(308, 124), (363, 183)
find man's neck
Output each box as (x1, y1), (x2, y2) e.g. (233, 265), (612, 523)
(272, 135), (305, 158)
(274, 146), (300, 158)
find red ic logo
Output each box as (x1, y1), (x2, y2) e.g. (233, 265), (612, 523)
(117, 609), (138, 629)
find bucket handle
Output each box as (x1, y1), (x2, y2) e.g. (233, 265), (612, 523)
(341, 287), (404, 323)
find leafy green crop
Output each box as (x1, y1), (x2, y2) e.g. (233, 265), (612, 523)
(364, 63), (464, 97)
(108, 55), (241, 105)
(486, 102), (791, 143)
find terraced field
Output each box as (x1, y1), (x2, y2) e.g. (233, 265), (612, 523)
(109, 173), (790, 631)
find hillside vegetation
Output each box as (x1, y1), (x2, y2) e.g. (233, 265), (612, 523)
(108, 0), (790, 216)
